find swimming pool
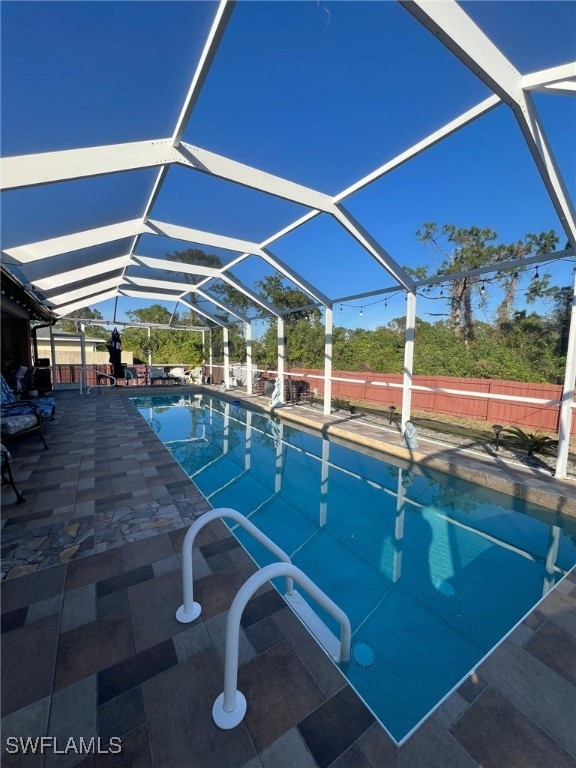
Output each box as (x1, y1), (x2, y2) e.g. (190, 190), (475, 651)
(133, 393), (576, 742)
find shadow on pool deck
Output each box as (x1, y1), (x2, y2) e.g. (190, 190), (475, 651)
(1, 388), (575, 768)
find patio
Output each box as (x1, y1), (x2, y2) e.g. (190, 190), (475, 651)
(1, 387), (575, 767)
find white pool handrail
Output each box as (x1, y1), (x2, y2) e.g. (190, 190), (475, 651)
(86, 369), (116, 393)
(212, 561), (352, 729)
(175, 507), (293, 623)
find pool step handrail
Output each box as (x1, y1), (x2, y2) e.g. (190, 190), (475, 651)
(212, 561), (352, 729)
(176, 507), (294, 623)
(86, 369), (116, 393)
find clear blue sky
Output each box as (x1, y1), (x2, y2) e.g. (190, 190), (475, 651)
(1, 0), (575, 331)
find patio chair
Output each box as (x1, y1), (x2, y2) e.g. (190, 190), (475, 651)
(1, 443), (25, 503)
(1, 373), (57, 421)
(1, 399), (48, 449)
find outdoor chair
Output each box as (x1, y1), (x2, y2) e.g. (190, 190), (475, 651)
(1, 399), (48, 449)
(150, 367), (182, 385)
(1, 373), (56, 421)
(1, 443), (25, 503)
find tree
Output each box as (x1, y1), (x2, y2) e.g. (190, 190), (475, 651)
(416, 223), (560, 342)
(254, 276), (322, 391)
(121, 305), (204, 365)
(416, 223), (498, 343)
(491, 231), (558, 325)
(56, 307), (108, 339)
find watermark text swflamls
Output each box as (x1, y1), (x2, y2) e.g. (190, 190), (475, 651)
(5, 737), (122, 755)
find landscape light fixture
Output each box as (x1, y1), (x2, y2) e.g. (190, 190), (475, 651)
(492, 424), (503, 451)
(388, 405), (396, 424)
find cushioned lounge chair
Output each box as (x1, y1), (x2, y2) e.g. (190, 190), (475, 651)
(1, 373), (56, 421)
(1, 400), (48, 449)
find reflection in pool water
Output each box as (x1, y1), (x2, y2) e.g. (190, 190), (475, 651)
(133, 394), (576, 742)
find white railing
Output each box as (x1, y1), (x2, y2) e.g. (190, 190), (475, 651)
(86, 369), (116, 393)
(175, 507), (293, 623)
(212, 562), (351, 729)
(175, 507), (351, 730)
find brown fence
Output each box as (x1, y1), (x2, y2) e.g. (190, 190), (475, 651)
(288, 368), (575, 435)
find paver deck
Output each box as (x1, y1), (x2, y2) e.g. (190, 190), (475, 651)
(2, 387), (575, 767)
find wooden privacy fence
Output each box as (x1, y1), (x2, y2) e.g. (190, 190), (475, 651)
(287, 368), (575, 435)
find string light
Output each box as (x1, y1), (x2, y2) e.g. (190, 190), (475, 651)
(480, 280), (486, 296)
(359, 307), (363, 317)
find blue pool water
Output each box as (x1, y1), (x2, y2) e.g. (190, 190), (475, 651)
(133, 393), (576, 742)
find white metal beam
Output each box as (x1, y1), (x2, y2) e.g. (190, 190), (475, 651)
(413, 247), (574, 289)
(122, 276), (190, 294)
(178, 297), (228, 328)
(178, 143), (335, 213)
(0, 141), (177, 191)
(147, 219), (264, 256)
(323, 307), (333, 416)
(400, 0), (525, 106)
(132, 255), (283, 316)
(517, 94), (576, 247)
(218, 273), (283, 318)
(123, 275), (250, 323)
(401, 291), (417, 430)
(4, 220), (145, 264)
(132, 255), (222, 278)
(260, 248), (331, 307)
(334, 95), (501, 202)
(30, 255), (132, 290)
(52, 288), (119, 317)
(332, 204), (416, 291)
(556, 272), (576, 479)
(521, 63), (576, 92)
(402, 0), (576, 248)
(46, 277), (121, 307)
(191, 287), (251, 323)
(172, 0), (236, 146)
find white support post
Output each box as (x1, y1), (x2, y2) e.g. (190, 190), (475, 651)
(201, 330), (206, 374)
(79, 328), (87, 395)
(209, 330), (213, 382)
(223, 327), (230, 388)
(49, 329), (57, 392)
(323, 306), (333, 416)
(555, 273), (576, 478)
(147, 327), (152, 386)
(277, 317), (285, 402)
(245, 321), (253, 395)
(401, 291), (416, 429)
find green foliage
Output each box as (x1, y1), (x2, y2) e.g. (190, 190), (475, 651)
(56, 308), (109, 339)
(121, 305), (204, 365)
(415, 223), (559, 341)
(331, 396), (356, 413)
(501, 426), (558, 456)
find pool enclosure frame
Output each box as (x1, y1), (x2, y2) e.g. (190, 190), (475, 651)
(1, 0), (575, 477)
